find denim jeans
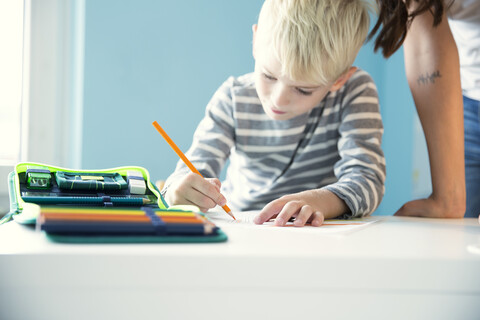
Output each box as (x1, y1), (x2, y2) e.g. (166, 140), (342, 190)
(464, 95), (480, 217)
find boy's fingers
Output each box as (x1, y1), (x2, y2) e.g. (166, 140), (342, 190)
(183, 172), (204, 187)
(203, 186), (227, 207)
(205, 178), (227, 206)
(274, 201), (301, 226)
(254, 200), (284, 224)
(293, 205), (313, 227)
(185, 188), (217, 210)
(167, 174), (224, 211)
(188, 175), (226, 207)
(207, 178), (222, 190)
(310, 211), (324, 227)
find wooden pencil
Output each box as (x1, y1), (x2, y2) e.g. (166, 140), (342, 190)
(152, 121), (236, 220)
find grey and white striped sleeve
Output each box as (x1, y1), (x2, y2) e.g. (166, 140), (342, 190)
(323, 72), (386, 218)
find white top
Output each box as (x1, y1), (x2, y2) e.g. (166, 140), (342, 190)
(448, 0), (480, 100)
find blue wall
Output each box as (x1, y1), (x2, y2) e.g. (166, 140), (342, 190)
(82, 0), (416, 215)
(83, 0), (262, 178)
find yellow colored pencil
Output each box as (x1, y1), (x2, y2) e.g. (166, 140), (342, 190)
(41, 207), (198, 217)
(152, 121), (236, 220)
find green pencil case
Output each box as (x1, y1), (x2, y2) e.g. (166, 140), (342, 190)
(1, 162), (228, 243)
(2, 162), (168, 225)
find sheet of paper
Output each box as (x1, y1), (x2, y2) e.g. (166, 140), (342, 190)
(206, 210), (378, 234)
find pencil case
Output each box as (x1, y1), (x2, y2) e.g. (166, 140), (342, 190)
(1, 162), (228, 243)
(2, 162), (169, 225)
(34, 204), (227, 243)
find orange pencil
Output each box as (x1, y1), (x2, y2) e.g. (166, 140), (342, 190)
(152, 121), (236, 220)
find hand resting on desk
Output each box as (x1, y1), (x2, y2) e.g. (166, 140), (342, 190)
(253, 189), (348, 227)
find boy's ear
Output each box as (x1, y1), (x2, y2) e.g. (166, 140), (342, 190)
(252, 24), (258, 59)
(330, 67), (357, 91)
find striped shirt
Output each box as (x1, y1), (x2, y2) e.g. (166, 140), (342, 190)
(165, 69), (385, 218)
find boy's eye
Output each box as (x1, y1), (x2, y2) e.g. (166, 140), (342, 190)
(263, 73), (276, 81)
(296, 88), (313, 96)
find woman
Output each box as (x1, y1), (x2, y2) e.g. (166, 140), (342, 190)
(370, 0), (479, 218)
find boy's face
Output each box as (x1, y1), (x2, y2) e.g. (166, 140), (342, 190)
(252, 24), (355, 121)
(253, 52), (332, 121)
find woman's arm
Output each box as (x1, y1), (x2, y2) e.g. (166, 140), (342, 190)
(395, 6), (466, 218)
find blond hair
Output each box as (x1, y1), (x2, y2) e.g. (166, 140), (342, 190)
(256, 0), (376, 85)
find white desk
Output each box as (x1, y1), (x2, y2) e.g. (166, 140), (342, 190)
(1, 214), (480, 320)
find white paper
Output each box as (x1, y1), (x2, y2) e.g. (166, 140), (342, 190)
(206, 210), (378, 234)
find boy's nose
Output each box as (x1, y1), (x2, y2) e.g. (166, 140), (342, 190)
(271, 84), (290, 108)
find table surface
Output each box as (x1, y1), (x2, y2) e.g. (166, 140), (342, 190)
(1, 212), (480, 320)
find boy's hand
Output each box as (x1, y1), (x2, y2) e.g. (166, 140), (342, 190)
(253, 192), (325, 227)
(165, 173), (227, 212)
(253, 189), (348, 227)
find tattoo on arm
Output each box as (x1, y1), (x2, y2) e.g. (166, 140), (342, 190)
(417, 70), (442, 85)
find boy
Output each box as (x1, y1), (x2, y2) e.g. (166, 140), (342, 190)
(162, 0), (385, 227)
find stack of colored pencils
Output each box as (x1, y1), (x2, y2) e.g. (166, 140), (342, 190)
(37, 207), (218, 236)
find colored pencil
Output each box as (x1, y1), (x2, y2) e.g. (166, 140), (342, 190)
(40, 207), (197, 217)
(38, 207), (216, 235)
(152, 121), (236, 220)
(22, 195), (153, 206)
(39, 221), (214, 235)
(40, 213), (205, 224)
